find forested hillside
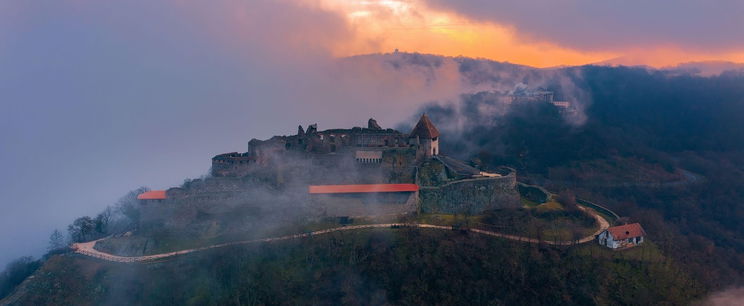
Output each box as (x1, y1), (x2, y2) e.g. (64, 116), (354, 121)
(426, 65), (744, 291)
(2, 60), (742, 305)
(11, 229), (700, 305)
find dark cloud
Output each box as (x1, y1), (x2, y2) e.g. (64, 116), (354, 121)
(426, 0), (744, 51)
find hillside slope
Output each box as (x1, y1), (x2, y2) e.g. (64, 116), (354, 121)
(7, 229), (700, 305)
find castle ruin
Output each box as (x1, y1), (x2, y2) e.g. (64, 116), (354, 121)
(142, 115), (520, 218)
(212, 115), (440, 178)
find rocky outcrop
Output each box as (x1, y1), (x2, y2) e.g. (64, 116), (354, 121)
(368, 118), (382, 130)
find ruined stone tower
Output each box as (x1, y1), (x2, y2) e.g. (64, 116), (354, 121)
(409, 114), (440, 158)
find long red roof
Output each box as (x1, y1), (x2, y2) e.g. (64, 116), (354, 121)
(308, 184), (419, 194)
(137, 190), (167, 200)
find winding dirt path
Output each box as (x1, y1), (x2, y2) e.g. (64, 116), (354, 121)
(72, 207), (609, 263)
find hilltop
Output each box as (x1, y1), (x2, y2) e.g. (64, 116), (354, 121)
(1, 110), (655, 305)
(3, 55), (744, 305)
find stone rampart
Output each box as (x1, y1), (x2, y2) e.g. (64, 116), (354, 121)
(310, 191), (418, 217)
(419, 170), (520, 214)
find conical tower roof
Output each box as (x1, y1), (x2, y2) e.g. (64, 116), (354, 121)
(409, 114), (440, 138)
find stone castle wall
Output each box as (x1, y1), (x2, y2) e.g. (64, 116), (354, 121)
(418, 170), (520, 214)
(164, 118), (522, 219)
(310, 191), (418, 217)
(212, 118), (438, 178)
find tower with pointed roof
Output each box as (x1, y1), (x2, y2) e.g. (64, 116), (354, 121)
(409, 113), (440, 158)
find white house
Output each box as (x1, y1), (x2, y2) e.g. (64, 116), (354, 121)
(597, 223), (646, 249)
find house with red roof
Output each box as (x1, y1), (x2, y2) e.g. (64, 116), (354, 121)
(597, 223), (646, 249)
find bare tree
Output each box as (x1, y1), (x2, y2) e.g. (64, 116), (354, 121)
(556, 190), (578, 211)
(68, 216), (96, 242)
(94, 206), (113, 234)
(47, 230), (66, 251)
(114, 187), (149, 230)
(616, 217), (631, 225)
(571, 225), (584, 245)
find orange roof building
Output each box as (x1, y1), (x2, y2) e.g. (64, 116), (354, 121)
(137, 190), (167, 201)
(598, 223), (646, 249)
(308, 184), (419, 194)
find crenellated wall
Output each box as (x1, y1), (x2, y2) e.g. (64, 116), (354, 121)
(211, 152), (256, 177)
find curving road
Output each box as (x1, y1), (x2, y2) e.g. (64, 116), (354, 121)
(72, 206), (609, 263)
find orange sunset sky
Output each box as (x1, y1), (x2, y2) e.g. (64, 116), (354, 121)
(311, 0), (744, 67)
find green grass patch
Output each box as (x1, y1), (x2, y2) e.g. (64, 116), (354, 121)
(521, 197), (540, 208)
(97, 217), (380, 256)
(573, 240), (666, 263)
(536, 200), (563, 212)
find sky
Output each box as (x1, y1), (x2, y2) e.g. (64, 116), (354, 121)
(1, 0), (742, 266)
(318, 0), (744, 67)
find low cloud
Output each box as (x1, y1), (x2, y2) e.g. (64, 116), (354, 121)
(696, 287), (744, 306)
(0, 0), (543, 266)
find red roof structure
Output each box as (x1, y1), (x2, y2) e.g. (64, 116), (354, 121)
(409, 114), (440, 139)
(308, 184), (419, 194)
(137, 190), (167, 200)
(607, 223), (646, 240)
